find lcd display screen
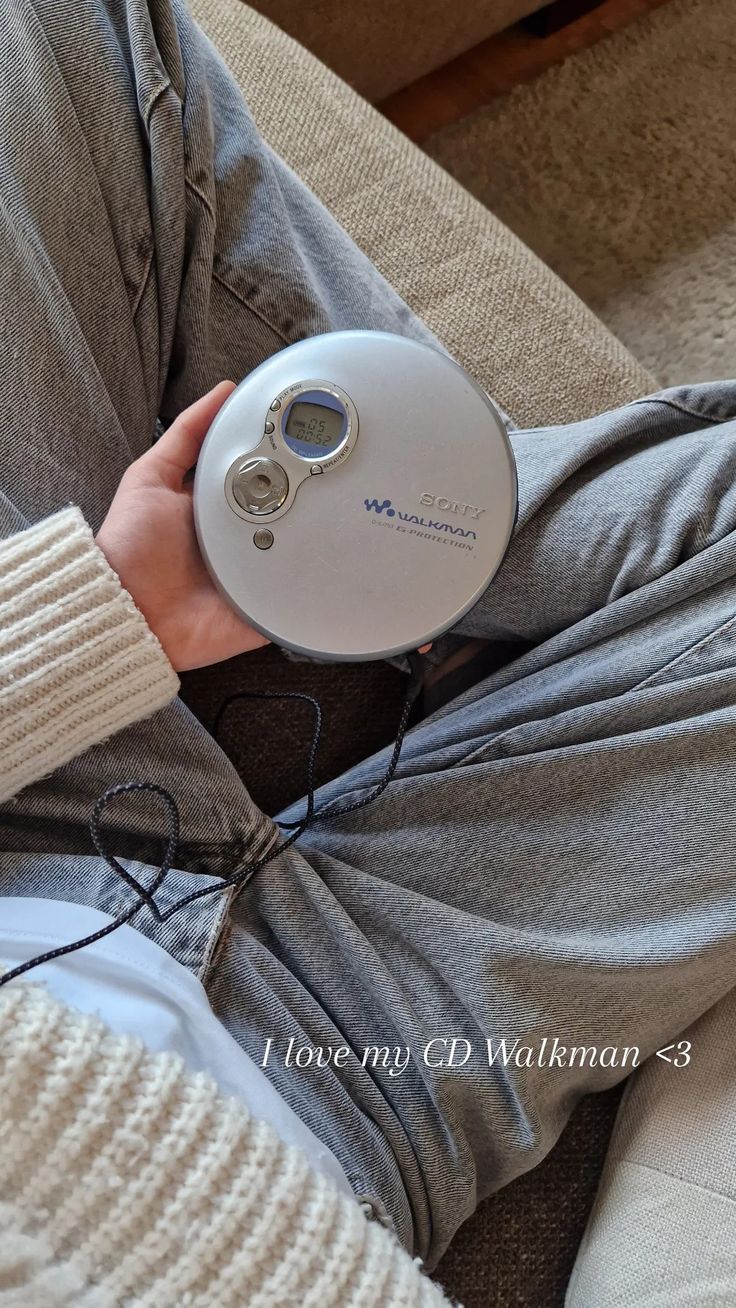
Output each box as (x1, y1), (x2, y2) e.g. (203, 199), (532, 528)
(285, 401), (344, 449)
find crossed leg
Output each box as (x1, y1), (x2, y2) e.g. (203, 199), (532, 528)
(3, 0), (736, 1272)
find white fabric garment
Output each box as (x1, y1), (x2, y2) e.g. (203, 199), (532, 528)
(0, 896), (351, 1196)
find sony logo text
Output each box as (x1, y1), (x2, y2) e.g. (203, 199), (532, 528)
(420, 493), (485, 520)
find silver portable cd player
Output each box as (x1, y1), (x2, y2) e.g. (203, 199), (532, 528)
(194, 330), (517, 661)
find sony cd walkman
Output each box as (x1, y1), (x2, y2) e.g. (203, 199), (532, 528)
(194, 330), (517, 661)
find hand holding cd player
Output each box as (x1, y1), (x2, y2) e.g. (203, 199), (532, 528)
(2, 337), (517, 988)
(194, 331), (517, 662)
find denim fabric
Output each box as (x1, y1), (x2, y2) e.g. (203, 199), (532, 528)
(3, 0), (736, 1271)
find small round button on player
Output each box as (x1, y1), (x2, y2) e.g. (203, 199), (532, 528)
(231, 457), (288, 515)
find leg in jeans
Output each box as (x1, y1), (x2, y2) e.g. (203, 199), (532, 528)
(0, 0), (435, 872)
(3, 0), (736, 1273)
(214, 383), (736, 1264)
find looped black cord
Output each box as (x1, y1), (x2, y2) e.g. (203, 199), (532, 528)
(90, 781), (181, 920)
(0, 783), (180, 986)
(280, 649), (425, 825)
(0, 652), (426, 987)
(213, 689), (323, 832)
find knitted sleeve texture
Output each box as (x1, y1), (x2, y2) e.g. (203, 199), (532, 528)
(0, 507), (179, 802)
(0, 984), (455, 1307)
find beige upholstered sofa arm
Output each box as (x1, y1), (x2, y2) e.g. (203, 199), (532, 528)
(243, 0), (548, 101)
(190, 0), (654, 429)
(567, 990), (736, 1305)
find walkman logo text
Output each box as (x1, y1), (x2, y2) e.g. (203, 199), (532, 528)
(363, 496), (477, 540)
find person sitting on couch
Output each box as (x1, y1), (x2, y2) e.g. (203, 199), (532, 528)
(2, 0), (736, 1302)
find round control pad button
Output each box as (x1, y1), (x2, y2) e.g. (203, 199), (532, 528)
(231, 457), (289, 515)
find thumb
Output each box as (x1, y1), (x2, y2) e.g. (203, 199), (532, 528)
(144, 380), (237, 486)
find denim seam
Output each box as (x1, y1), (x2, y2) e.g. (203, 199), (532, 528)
(630, 611), (736, 693)
(631, 396), (729, 426)
(142, 78), (172, 129)
(197, 883), (236, 983)
(180, 166), (292, 348)
(184, 173), (213, 218)
(211, 267), (291, 349)
(146, 76), (292, 354)
(448, 614), (736, 771)
(131, 245), (154, 320)
(195, 823), (281, 982)
(126, 78), (170, 322)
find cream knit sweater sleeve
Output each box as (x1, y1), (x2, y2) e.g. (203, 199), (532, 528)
(0, 507), (179, 803)
(0, 984), (455, 1308)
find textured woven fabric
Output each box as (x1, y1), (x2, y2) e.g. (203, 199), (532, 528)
(0, 984), (453, 1308)
(244, 0), (545, 100)
(567, 989), (736, 1306)
(426, 0), (736, 390)
(0, 508), (178, 803)
(189, 0), (655, 430)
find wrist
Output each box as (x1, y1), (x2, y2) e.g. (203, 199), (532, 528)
(94, 524), (177, 669)
(1, 509), (179, 802)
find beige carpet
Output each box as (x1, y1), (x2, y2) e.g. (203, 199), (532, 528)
(426, 0), (736, 389)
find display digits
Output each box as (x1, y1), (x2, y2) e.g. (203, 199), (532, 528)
(285, 400), (343, 450)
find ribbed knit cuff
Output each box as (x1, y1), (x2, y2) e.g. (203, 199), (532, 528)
(0, 507), (179, 803)
(0, 985), (452, 1308)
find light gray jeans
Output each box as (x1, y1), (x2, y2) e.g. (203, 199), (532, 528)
(3, 0), (736, 1271)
